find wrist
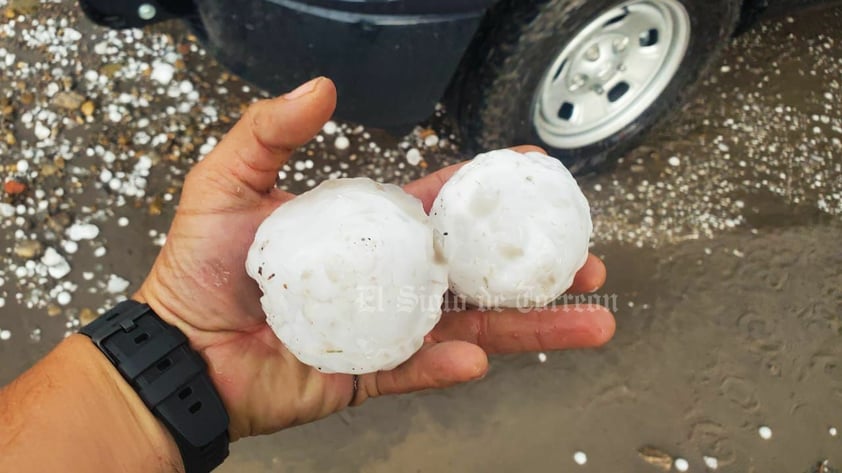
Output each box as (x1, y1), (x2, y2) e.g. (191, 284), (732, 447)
(68, 334), (185, 472)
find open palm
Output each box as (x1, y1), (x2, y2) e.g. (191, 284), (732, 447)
(135, 78), (615, 441)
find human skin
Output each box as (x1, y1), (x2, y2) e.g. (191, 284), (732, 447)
(0, 77), (615, 473)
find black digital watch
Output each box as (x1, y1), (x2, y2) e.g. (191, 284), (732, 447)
(80, 300), (230, 473)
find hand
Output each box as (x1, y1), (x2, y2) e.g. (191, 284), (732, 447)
(135, 77), (616, 441)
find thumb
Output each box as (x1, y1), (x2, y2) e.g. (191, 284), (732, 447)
(186, 77), (337, 206)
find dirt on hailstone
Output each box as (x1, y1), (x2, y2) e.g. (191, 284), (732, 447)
(0, 1), (841, 472)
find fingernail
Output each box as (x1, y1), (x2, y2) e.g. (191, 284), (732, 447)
(284, 77), (321, 100)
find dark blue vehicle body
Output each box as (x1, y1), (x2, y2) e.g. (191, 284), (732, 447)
(81, 0), (830, 129)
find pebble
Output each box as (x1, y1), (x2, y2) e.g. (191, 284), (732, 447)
(674, 458), (689, 472)
(334, 136), (350, 150)
(573, 451), (587, 465)
(14, 240), (43, 259)
(4, 180), (27, 195)
(703, 456), (718, 470)
(52, 91), (85, 110)
(758, 425), (773, 439)
(66, 222), (100, 241)
(79, 308), (97, 326)
(80, 100), (95, 117)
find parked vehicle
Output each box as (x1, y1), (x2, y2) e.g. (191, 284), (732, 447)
(79, 0), (831, 173)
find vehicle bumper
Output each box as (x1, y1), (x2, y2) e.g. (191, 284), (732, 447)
(192, 0), (491, 128)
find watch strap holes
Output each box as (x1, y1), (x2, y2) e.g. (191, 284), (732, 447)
(156, 357), (172, 372)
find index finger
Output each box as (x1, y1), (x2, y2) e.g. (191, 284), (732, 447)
(403, 145), (547, 212)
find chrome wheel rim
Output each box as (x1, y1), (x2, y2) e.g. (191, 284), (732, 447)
(532, 0), (691, 149)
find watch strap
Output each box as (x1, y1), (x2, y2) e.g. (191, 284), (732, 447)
(80, 300), (229, 473)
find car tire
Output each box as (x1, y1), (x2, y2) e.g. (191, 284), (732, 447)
(451, 0), (741, 174)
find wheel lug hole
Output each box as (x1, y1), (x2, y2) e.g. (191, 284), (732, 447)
(584, 44), (601, 62)
(569, 73), (588, 91)
(612, 37), (629, 53)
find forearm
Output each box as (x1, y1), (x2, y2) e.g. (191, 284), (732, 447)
(0, 335), (183, 473)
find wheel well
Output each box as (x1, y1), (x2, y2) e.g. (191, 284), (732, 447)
(736, 0), (769, 34)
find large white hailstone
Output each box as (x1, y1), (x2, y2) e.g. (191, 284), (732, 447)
(431, 149), (592, 308)
(246, 178), (448, 374)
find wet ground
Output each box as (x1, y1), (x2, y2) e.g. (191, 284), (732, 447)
(1, 1), (841, 471)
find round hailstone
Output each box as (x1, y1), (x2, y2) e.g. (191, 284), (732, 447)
(757, 425), (772, 439)
(572, 451), (587, 465)
(247, 178), (448, 374)
(334, 135), (350, 150)
(431, 149), (592, 308)
(674, 457), (689, 472)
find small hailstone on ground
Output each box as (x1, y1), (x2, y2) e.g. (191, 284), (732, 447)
(246, 178), (448, 374)
(334, 135), (350, 150)
(423, 134), (439, 147)
(829, 427), (838, 436)
(572, 451), (587, 465)
(66, 222), (100, 241)
(406, 148), (422, 166)
(431, 149), (592, 308)
(674, 457), (689, 472)
(118, 217), (129, 227)
(34, 122), (51, 140)
(62, 240), (78, 254)
(150, 61), (175, 85)
(703, 456), (718, 470)
(537, 352), (547, 363)
(106, 275), (130, 294)
(0, 330), (11, 341)
(668, 156), (681, 167)
(56, 291), (72, 306)
(758, 425), (772, 439)
(322, 120), (338, 135)
(41, 247), (71, 279)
